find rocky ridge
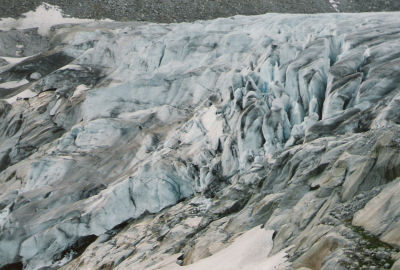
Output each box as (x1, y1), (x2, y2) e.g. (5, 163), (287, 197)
(1, 0), (400, 22)
(0, 9), (400, 270)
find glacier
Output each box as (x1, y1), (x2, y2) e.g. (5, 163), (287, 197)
(0, 7), (400, 270)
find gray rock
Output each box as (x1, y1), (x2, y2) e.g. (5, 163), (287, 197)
(353, 178), (400, 247)
(1, 0), (400, 23)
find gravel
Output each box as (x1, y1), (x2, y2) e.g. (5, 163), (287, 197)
(0, 0), (400, 22)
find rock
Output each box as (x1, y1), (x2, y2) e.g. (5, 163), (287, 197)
(353, 178), (400, 247)
(2, 0), (400, 23)
(321, 249), (351, 270)
(392, 260), (400, 270)
(293, 233), (349, 269)
(0, 58), (7, 67)
(29, 72), (42, 80)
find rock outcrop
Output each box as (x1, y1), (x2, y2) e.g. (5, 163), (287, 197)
(1, 0), (400, 22)
(0, 10), (400, 270)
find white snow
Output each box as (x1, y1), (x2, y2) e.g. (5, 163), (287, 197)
(0, 56), (32, 65)
(0, 79), (29, 89)
(5, 89), (37, 104)
(71, 84), (90, 99)
(147, 226), (290, 270)
(201, 106), (224, 143)
(0, 3), (93, 35)
(58, 64), (84, 71)
(329, 0), (340, 12)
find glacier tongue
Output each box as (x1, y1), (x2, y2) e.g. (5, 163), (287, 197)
(0, 11), (400, 270)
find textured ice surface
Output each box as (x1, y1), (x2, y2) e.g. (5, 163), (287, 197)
(0, 10), (400, 270)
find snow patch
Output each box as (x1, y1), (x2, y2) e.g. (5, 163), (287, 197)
(329, 0), (340, 12)
(0, 79), (29, 89)
(0, 3), (93, 35)
(5, 89), (37, 104)
(0, 56), (32, 65)
(71, 84), (90, 99)
(151, 226), (290, 270)
(201, 106), (224, 148)
(58, 64), (84, 71)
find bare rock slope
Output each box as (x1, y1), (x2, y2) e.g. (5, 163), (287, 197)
(1, 9), (400, 270)
(1, 0), (400, 22)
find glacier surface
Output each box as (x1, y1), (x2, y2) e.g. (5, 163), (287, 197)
(0, 9), (400, 270)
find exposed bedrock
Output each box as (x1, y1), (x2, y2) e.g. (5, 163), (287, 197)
(2, 0), (400, 23)
(0, 12), (400, 270)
